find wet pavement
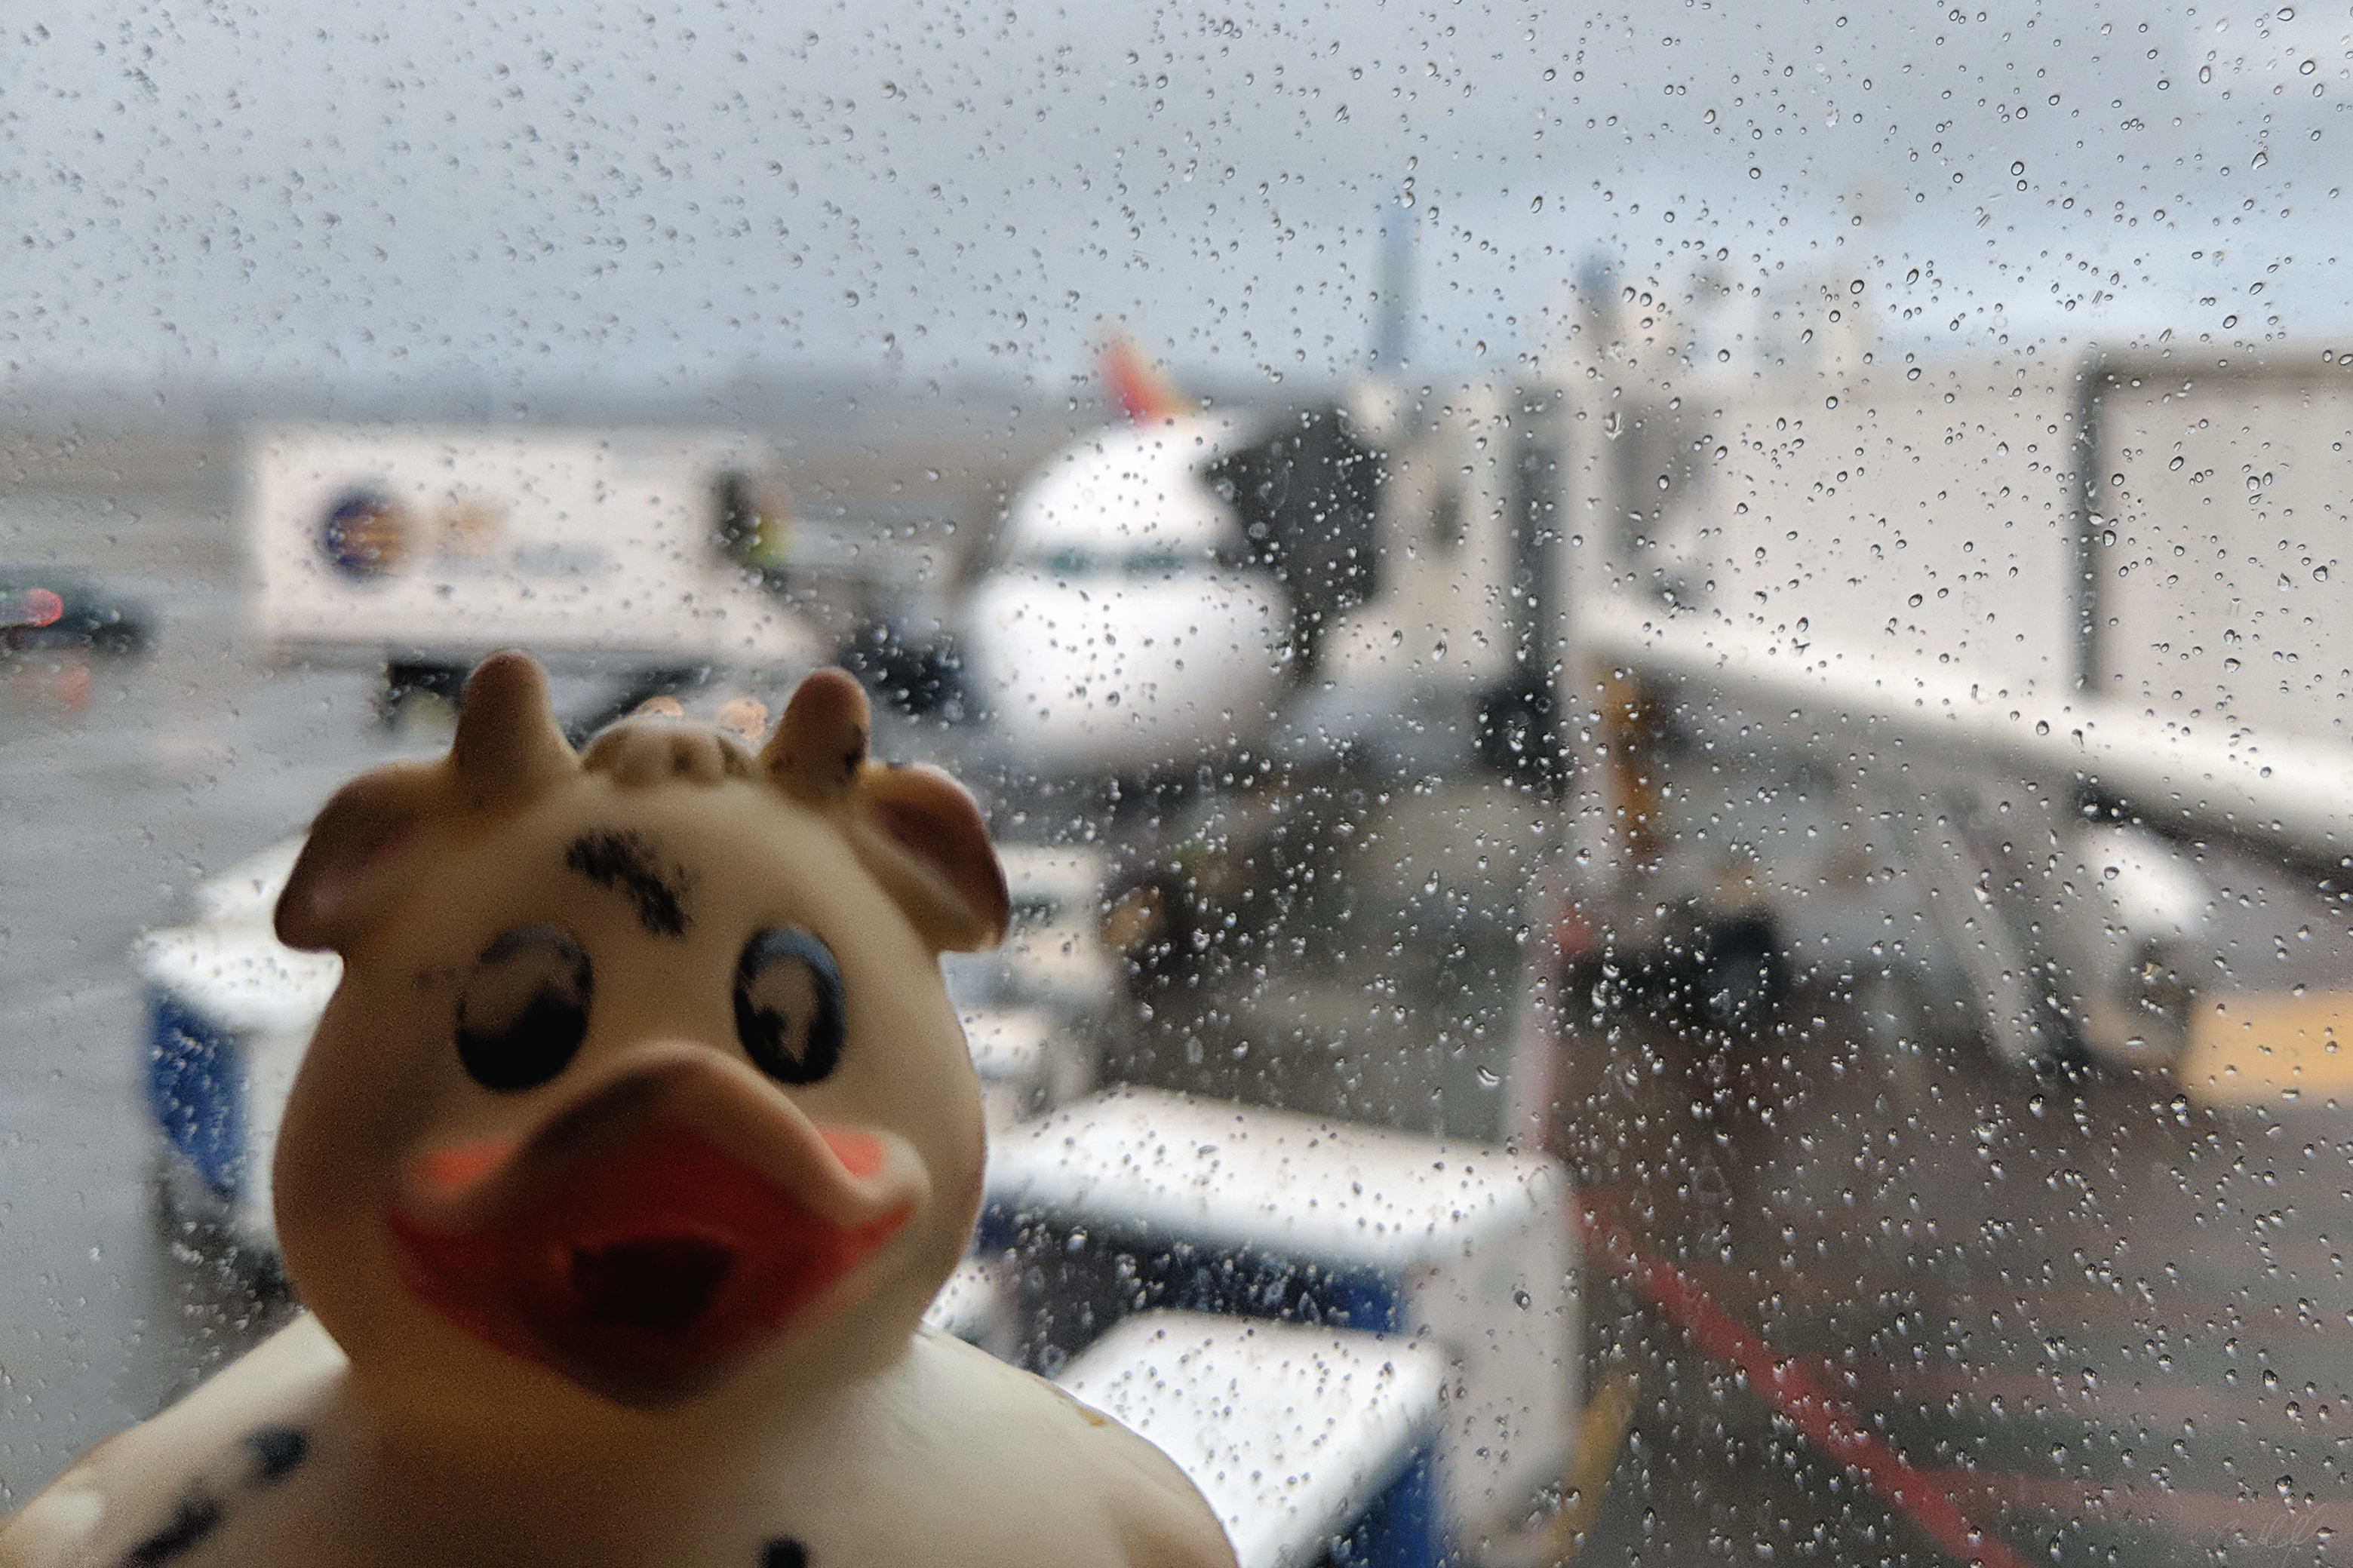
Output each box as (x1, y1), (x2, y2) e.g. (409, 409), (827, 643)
(1550, 982), (2353, 1565)
(2, 456), (2351, 1567)
(0, 469), (391, 1501)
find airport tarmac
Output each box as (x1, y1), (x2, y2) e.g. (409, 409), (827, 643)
(0, 468), (398, 1496)
(1551, 994), (2353, 1566)
(2, 453), (2351, 1566)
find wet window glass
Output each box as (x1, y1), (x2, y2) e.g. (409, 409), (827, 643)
(5, 2), (2349, 1563)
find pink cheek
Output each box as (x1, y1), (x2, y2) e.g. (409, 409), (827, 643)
(820, 1127), (886, 1179)
(414, 1141), (514, 1195)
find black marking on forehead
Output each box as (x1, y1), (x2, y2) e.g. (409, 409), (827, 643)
(112, 1425), (311, 1566)
(244, 1425), (309, 1484)
(565, 829), (691, 937)
(761, 1539), (810, 1568)
(121, 1495), (224, 1566)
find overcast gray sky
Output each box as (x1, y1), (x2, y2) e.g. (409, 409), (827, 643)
(5, 0), (2346, 391)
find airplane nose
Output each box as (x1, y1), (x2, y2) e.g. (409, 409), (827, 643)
(386, 1049), (919, 1407)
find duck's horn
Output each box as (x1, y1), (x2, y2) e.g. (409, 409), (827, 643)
(760, 667), (870, 806)
(450, 651), (576, 809)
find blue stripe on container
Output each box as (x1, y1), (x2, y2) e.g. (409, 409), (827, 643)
(1332, 1445), (1444, 1568)
(145, 990), (244, 1198)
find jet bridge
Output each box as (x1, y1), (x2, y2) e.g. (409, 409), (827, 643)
(1513, 335), (2353, 1110)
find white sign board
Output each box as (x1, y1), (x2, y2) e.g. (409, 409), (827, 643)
(249, 425), (816, 669)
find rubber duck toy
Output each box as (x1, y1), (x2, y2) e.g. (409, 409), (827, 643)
(3, 653), (1233, 1568)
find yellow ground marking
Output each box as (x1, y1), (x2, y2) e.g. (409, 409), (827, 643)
(1535, 1370), (1642, 1565)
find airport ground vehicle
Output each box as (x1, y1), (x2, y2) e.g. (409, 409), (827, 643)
(247, 425), (819, 723)
(989, 1088), (1577, 1567)
(0, 568), (149, 657)
(140, 836), (330, 1264)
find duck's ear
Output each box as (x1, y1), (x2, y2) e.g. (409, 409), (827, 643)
(759, 666), (1006, 951)
(852, 764), (1011, 953)
(279, 652), (574, 952)
(275, 765), (444, 953)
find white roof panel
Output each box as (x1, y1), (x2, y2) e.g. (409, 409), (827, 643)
(985, 1087), (1566, 1271)
(1057, 1312), (1443, 1568)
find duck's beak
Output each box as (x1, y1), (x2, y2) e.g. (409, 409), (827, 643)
(384, 1053), (917, 1407)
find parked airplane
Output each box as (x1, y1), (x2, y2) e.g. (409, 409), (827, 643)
(955, 342), (1292, 781)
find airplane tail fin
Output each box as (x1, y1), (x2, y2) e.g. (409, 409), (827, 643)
(1098, 335), (1195, 425)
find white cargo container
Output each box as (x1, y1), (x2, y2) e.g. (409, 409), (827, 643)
(985, 1087), (1580, 1554)
(248, 425), (819, 693)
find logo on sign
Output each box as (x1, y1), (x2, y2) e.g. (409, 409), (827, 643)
(319, 490), (411, 581)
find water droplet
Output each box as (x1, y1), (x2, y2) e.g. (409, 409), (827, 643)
(1530, 195), (1544, 213)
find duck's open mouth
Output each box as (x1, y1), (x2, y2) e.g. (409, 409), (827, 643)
(385, 1066), (911, 1407)
(570, 1232), (736, 1333)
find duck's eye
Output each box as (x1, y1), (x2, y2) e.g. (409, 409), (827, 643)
(734, 928), (844, 1085)
(456, 925), (592, 1091)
